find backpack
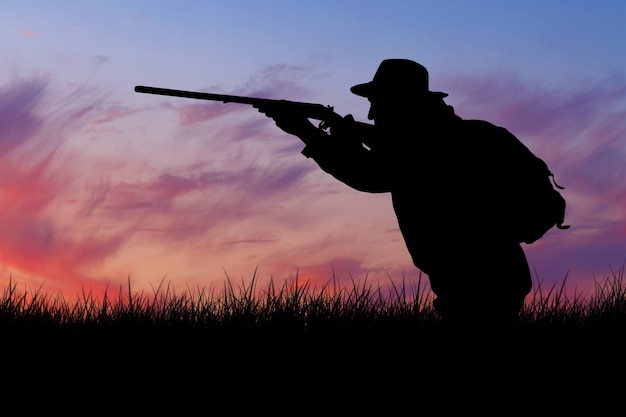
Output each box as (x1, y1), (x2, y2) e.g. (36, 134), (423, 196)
(462, 120), (570, 244)
(511, 155), (570, 244)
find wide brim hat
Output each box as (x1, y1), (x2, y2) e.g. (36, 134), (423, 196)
(350, 59), (448, 99)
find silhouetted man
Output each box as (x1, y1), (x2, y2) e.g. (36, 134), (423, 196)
(258, 59), (533, 329)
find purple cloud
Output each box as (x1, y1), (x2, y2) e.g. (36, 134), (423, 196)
(172, 63), (317, 127)
(443, 72), (626, 140)
(0, 77), (47, 154)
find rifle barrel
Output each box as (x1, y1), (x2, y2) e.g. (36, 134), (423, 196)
(134, 85), (267, 105)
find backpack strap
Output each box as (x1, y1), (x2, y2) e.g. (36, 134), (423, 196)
(549, 171), (565, 190)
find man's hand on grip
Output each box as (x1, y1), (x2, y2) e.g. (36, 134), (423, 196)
(254, 102), (317, 137)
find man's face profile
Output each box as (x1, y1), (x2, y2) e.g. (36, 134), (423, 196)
(367, 94), (417, 128)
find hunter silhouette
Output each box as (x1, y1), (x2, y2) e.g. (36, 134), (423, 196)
(257, 59), (538, 328)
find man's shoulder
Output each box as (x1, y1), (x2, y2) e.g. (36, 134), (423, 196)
(454, 119), (524, 147)
(458, 118), (510, 134)
(455, 118), (537, 164)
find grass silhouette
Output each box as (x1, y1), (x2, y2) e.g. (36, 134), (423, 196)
(2, 265), (625, 339)
(3, 266), (625, 409)
(1, 269), (435, 339)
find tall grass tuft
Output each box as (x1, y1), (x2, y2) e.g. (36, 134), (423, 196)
(1, 266), (626, 342)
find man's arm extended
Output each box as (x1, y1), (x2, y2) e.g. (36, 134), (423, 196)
(256, 103), (392, 193)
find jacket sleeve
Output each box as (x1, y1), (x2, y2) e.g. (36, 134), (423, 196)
(300, 132), (393, 193)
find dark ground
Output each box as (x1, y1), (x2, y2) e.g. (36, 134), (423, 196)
(3, 323), (623, 415)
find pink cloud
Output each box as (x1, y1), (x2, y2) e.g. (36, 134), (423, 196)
(177, 102), (235, 126)
(20, 29), (37, 37)
(301, 256), (385, 284)
(270, 254), (427, 298)
(89, 104), (136, 127)
(442, 73), (626, 139)
(223, 237), (280, 245)
(75, 158), (316, 247)
(0, 76), (129, 293)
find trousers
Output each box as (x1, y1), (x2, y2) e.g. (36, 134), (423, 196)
(420, 240), (532, 327)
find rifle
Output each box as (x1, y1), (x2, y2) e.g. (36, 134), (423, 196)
(134, 85), (376, 146)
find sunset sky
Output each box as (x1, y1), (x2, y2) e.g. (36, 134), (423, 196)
(1, 1), (625, 301)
